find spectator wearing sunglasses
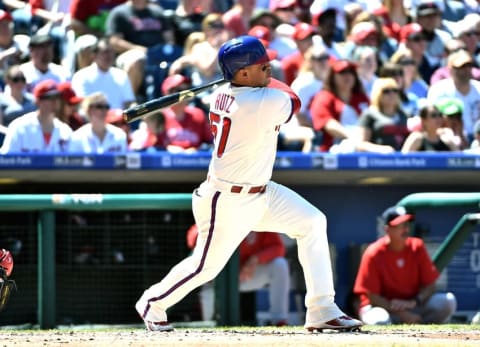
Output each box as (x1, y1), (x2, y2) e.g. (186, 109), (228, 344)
(309, 59), (370, 153)
(401, 103), (460, 153)
(450, 14), (480, 64)
(389, 47), (429, 100)
(378, 62), (420, 121)
(428, 49), (480, 140)
(0, 79), (72, 154)
(430, 38), (480, 85)
(398, 23), (434, 85)
(68, 92), (127, 154)
(413, 1), (452, 72)
(356, 78), (410, 153)
(0, 65), (36, 126)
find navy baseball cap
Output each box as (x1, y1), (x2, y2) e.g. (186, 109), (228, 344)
(416, 1), (441, 17)
(382, 206), (414, 226)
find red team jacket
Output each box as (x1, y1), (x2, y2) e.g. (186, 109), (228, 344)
(186, 225), (285, 267)
(353, 236), (440, 309)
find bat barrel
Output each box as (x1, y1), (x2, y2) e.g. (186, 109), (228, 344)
(123, 79), (227, 123)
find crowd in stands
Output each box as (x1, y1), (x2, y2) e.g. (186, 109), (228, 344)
(1, 0), (480, 154)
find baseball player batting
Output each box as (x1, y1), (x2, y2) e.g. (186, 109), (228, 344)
(135, 35), (363, 332)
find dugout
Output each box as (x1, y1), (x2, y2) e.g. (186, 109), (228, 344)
(0, 152), (479, 326)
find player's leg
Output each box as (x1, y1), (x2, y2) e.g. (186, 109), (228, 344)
(239, 257), (290, 325)
(136, 185), (266, 327)
(199, 281), (215, 321)
(254, 181), (362, 331)
(420, 292), (457, 323)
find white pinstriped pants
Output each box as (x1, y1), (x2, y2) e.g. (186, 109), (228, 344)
(135, 180), (344, 326)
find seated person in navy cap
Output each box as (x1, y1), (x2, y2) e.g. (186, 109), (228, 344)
(353, 206), (457, 325)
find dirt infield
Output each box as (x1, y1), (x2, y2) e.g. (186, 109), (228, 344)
(1, 326), (480, 347)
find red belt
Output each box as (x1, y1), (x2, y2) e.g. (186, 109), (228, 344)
(231, 185), (266, 194)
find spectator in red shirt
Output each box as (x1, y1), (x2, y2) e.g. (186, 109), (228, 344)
(353, 206), (457, 325)
(69, 0), (126, 37)
(186, 224), (290, 326)
(57, 81), (85, 131)
(223, 0), (256, 37)
(281, 22), (317, 86)
(371, 0), (412, 42)
(161, 74), (213, 152)
(128, 111), (168, 151)
(309, 59), (369, 152)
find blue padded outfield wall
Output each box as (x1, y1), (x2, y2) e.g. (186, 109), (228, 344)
(0, 151), (479, 317)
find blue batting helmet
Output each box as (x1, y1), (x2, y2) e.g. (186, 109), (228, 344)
(218, 35), (271, 81)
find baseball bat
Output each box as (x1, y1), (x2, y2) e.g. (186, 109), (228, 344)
(123, 78), (228, 123)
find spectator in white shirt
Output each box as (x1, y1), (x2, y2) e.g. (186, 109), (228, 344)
(428, 49), (480, 141)
(68, 92), (127, 154)
(0, 79), (71, 154)
(19, 34), (71, 92)
(71, 38), (136, 110)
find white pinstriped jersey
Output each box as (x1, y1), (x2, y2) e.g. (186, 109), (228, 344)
(0, 112), (72, 154)
(207, 83), (292, 185)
